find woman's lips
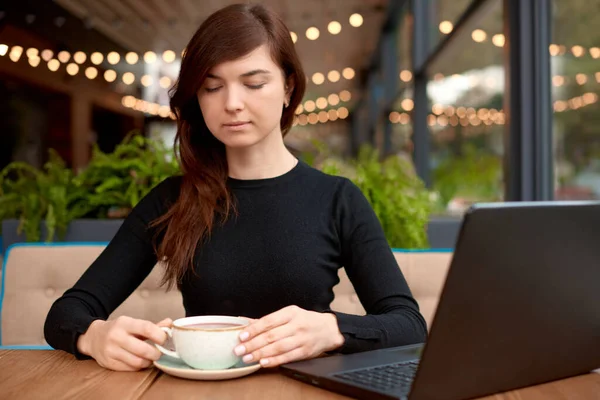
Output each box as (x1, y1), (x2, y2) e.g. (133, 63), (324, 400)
(223, 121), (250, 131)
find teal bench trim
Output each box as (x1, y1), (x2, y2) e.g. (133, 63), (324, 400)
(0, 345), (54, 350)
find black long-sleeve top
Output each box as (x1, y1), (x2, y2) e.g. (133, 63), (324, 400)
(44, 160), (427, 358)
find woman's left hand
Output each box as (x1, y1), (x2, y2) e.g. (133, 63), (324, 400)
(234, 305), (345, 368)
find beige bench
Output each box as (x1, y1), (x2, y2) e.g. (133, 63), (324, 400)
(0, 244), (451, 347)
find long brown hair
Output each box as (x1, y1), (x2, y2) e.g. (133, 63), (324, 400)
(151, 3), (306, 289)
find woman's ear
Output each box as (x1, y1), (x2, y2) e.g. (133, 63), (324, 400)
(285, 75), (296, 104)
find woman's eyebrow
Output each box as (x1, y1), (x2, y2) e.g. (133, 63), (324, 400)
(206, 69), (272, 80)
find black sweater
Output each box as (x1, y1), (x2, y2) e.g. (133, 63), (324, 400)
(44, 161), (427, 358)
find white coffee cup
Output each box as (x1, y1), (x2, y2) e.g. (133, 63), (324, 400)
(154, 315), (250, 370)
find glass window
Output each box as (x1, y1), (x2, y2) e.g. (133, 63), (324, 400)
(426, 0), (504, 215)
(389, 5), (414, 159)
(432, 0), (476, 48)
(552, 0), (600, 200)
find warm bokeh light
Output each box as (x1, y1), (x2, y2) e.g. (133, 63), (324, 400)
(304, 100), (316, 112)
(492, 34), (505, 47)
(439, 21), (453, 34)
(328, 21), (342, 35)
(337, 107), (349, 119)
(122, 72), (135, 85)
(290, 32), (298, 43)
(401, 98), (414, 111)
(40, 49), (53, 61)
(66, 63), (79, 76)
(26, 48), (39, 58)
(73, 51), (87, 64)
(85, 66), (98, 79)
(316, 97), (328, 109)
(399, 70), (413, 82)
(339, 90), (352, 102)
(328, 93), (340, 105)
(90, 52), (104, 65)
(575, 73), (587, 85)
(327, 70), (340, 82)
(312, 72), (325, 85)
(125, 52), (139, 64)
(104, 69), (117, 82)
(141, 75), (153, 87)
(349, 13), (363, 27)
(47, 59), (60, 71)
(144, 51), (157, 63)
(0, 44), (8, 57)
(107, 51), (120, 65)
(318, 111), (328, 123)
(163, 50), (176, 63)
(471, 29), (487, 42)
(28, 57), (41, 67)
(57, 51), (71, 63)
(342, 67), (355, 80)
(399, 113), (410, 125)
(306, 27), (320, 40)
(159, 76), (172, 89)
(590, 47), (600, 59)
(571, 45), (585, 57)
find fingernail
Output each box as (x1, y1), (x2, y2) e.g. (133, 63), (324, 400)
(234, 345), (246, 356)
(243, 354), (254, 363)
(239, 332), (249, 341)
(260, 358), (269, 366)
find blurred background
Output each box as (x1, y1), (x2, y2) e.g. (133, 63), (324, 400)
(0, 0), (599, 250)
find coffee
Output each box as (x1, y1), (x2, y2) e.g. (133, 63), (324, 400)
(184, 323), (243, 329)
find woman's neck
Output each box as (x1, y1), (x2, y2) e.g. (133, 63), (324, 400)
(226, 131), (298, 180)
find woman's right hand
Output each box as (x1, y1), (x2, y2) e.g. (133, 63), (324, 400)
(77, 316), (172, 371)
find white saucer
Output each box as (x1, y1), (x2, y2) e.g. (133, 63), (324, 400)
(153, 355), (261, 380)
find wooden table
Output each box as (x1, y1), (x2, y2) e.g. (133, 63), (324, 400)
(0, 350), (598, 400)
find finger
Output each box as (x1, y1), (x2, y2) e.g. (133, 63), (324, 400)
(99, 358), (139, 372)
(242, 336), (302, 365)
(258, 346), (310, 368)
(126, 319), (168, 344)
(120, 335), (162, 361)
(239, 306), (296, 342)
(235, 323), (295, 358)
(113, 348), (153, 371)
(156, 318), (173, 327)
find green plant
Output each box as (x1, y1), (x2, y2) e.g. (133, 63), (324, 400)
(352, 146), (432, 249)
(0, 132), (180, 242)
(432, 144), (502, 208)
(76, 133), (179, 218)
(314, 144), (432, 249)
(0, 150), (93, 241)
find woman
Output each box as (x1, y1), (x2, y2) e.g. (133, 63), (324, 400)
(44, 3), (427, 372)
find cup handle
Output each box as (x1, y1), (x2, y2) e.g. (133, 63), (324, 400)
(154, 326), (180, 359)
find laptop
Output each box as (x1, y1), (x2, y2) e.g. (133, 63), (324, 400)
(281, 202), (600, 400)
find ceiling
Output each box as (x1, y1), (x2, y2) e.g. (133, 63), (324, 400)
(53, 0), (390, 101)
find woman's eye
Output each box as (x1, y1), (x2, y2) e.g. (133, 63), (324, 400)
(205, 87), (221, 93)
(246, 83), (265, 90)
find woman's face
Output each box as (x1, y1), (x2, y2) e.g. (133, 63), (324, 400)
(197, 45), (291, 149)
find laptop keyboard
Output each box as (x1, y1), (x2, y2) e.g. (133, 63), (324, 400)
(333, 360), (419, 394)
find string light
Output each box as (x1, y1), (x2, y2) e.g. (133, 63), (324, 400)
(439, 21), (453, 34)
(349, 13), (363, 27)
(328, 21), (342, 35)
(125, 52), (139, 64)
